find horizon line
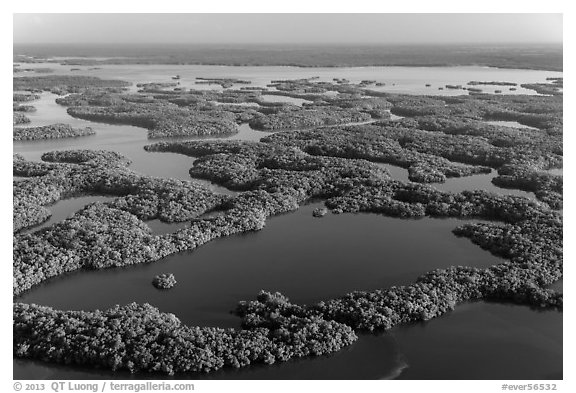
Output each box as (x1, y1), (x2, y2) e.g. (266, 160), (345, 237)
(13, 41), (563, 46)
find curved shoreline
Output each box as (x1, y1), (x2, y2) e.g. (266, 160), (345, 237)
(12, 72), (563, 378)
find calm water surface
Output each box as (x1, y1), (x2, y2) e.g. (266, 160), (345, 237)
(13, 65), (562, 379)
(18, 195), (117, 235)
(16, 63), (562, 96)
(17, 202), (504, 328)
(13, 301), (561, 380)
(18, 202), (559, 380)
(259, 94), (312, 106)
(484, 120), (540, 130)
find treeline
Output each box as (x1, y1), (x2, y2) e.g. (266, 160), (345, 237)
(13, 123), (95, 141)
(13, 112), (30, 125)
(14, 137), (563, 372)
(66, 103), (239, 139)
(13, 73), (562, 375)
(14, 301), (357, 374)
(13, 75), (131, 94)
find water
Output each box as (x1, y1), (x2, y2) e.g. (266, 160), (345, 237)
(13, 92), (237, 191)
(15, 202), (517, 379)
(212, 101), (260, 107)
(546, 168), (563, 176)
(432, 170), (535, 199)
(375, 162), (411, 183)
(146, 219), (190, 236)
(549, 279), (563, 293)
(375, 165), (536, 199)
(13, 64), (562, 379)
(225, 123), (271, 142)
(13, 300), (562, 380)
(204, 302), (562, 380)
(15, 63), (562, 96)
(16, 202), (502, 326)
(12, 333), (404, 380)
(484, 120), (539, 130)
(259, 94), (312, 106)
(394, 302), (562, 380)
(18, 195), (117, 235)
(13, 202), (561, 379)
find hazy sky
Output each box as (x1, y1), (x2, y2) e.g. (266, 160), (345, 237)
(13, 14), (562, 45)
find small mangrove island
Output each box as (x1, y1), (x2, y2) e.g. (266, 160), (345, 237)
(12, 64), (563, 379)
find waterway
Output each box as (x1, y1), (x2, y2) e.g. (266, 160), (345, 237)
(12, 64), (562, 379)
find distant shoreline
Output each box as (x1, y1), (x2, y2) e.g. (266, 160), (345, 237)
(13, 60), (563, 73)
(13, 43), (563, 72)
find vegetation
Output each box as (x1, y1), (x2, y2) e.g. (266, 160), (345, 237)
(13, 104), (37, 113)
(312, 207), (328, 217)
(152, 273), (177, 289)
(13, 112), (31, 125)
(521, 81), (563, 96)
(13, 93), (40, 102)
(468, 81), (517, 86)
(13, 70), (562, 375)
(13, 124), (95, 141)
(14, 43), (563, 71)
(67, 104), (239, 138)
(195, 77), (252, 89)
(492, 165), (562, 209)
(14, 301), (357, 375)
(249, 107), (371, 131)
(13, 75), (131, 95)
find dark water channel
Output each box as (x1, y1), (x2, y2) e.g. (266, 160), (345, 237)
(13, 76), (562, 380)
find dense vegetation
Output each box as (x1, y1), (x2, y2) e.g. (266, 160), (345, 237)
(468, 81), (517, 86)
(195, 77), (252, 89)
(249, 107), (371, 130)
(13, 75), (131, 94)
(13, 104), (37, 113)
(13, 93), (40, 102)
(67, 104), (239, 139)
(14, 43), (563, 71)
(312, 207), (328, 217)
(152, 273), (177, 289)
(14, 301), (357, 375)
(13, 112), (31, 125)
(13, 73), (562, 375)
(13, 123), (95, 141)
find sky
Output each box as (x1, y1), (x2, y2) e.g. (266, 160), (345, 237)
(13, 14), (562, 45)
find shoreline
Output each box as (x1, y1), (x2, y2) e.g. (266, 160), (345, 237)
(13, 43), (563, 72)
(14, 59), (564, 72)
